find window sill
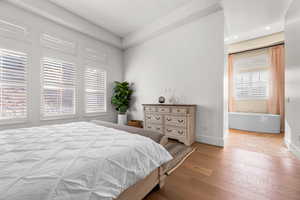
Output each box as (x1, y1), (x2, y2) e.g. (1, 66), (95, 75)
(40, 115), (77, 121)
(84, 111), (109, 117)
(235, 98), (268, 101)
(0, 119), (28, 126)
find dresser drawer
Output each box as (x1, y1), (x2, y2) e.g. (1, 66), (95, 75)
(145, 114), (163, 124)
(165, 115), (186, 127)
(157, 107), (170, 113)
(144, 106), (156, 112)
(165, 126), (186, 137)
(171, 107), (188, 114)
(145, 124), (163, 134)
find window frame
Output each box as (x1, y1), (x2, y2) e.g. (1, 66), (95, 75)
(40, 57), (77, 120)
(84, 66), (107, 116)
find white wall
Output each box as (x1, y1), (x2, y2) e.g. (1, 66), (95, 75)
(0, 1), (123, 130)
(223, 46), (229, 139)
(285, 0), (300, 159)
(124, 11), (225, 146)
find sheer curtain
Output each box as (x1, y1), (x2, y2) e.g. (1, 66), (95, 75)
(268, 45), (285, 131)
(228, 54), (235, 112)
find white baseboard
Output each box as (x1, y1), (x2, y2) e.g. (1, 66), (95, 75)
(196, 135), (224, 147)
(285, 139), (300, 160)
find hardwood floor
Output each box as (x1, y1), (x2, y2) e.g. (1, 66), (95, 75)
(145, 130), (300, 200)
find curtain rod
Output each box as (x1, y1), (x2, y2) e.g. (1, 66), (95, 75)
(229, 42), (285, 55)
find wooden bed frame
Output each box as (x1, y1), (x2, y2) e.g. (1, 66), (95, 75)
(116, 167), (166, 200)
(91, 120), (193, 200)
(91, 120), (168, 200)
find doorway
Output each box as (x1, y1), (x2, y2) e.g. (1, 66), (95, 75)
(225, 41), (285, 153)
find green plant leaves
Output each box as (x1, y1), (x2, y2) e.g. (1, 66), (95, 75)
(111, 81), (133, 114)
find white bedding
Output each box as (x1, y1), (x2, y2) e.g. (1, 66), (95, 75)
(0, 122), (172, 200)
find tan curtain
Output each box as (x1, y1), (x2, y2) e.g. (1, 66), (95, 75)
(228, 54), (236, 112)
(268, 45), (285, 131)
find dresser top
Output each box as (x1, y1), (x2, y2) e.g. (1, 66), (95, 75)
(142, 104), (197, 107)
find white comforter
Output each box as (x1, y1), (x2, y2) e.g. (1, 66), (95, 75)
(0, 122), (172, 200)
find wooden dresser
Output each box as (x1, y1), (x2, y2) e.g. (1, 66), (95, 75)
(143, 104), (196, 146)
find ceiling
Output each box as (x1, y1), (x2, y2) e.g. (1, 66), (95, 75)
(223, 0), (292, 42)
(48, 0), (292, 43)
(49, 0), (194, 37)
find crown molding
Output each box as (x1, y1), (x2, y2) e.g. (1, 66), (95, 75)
(5, 0), (123, 49)
(123, 0), (223, 49)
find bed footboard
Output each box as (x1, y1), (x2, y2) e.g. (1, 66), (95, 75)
(116, 167), (165, 200)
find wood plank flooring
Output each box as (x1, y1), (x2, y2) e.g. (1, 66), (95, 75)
(145, 130), (300, 200)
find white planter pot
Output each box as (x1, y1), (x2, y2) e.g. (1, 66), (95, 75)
(118, 113), (127, 125)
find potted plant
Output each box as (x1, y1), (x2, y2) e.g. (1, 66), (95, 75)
(111, 81), (133, 125)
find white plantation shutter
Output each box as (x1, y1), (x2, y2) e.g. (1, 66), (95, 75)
(84, 48), (107, 63)
(41, 34), (77, 55)
(0, 48), (27, 121)
(0, 19), (29, 42)
(233, 50), (269, 100)
(235, 70), (269, 99)
(41, 58), (76, 118)
(85, 67), (106, 113)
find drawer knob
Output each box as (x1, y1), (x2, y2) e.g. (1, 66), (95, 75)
(178, 119), (184, 123)
(166, 129), (172, 132)
(177, 109), (181, 112)
(148, 126), (152, 129)
(155, 117), (161, 120)
(161, 109), (165, 111)
(166, 118), (171, 121)
(147, 117), (151, 119)
(178, 130), (184, 135)
(156, 127), (161, 130)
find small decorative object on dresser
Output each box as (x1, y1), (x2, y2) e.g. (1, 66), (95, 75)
(143, 104), (196, 146)
(158, 96), (165, 104)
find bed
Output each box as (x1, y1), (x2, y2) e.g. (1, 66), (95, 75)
(0, 121), (172, 200)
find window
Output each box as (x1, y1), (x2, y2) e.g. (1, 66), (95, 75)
(0, 48), (27, 121)
(235, 70), (269, 100)
(233, 50), (270, 100)
(85, 67), (106, 113)
(41, 58), (76, 118)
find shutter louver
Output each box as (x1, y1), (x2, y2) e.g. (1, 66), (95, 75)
(41, 34), (76, 55)
(0, 19), (29, 42)
(42, 58), (76, 118)
(0, 49), (27, 120)
(85, 67), (106, 113)
(84, 48), (107, 64)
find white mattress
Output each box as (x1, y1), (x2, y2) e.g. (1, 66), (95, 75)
(0, 122), (172, 200)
